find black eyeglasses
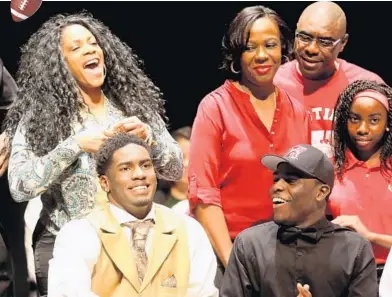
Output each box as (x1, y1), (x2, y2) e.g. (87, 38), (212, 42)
(295, 31), (342, 49)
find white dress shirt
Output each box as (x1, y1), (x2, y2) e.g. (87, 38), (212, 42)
(47, 203), (218, 297)
(380, 249), (392, 296)
(171, 199), (190, 215)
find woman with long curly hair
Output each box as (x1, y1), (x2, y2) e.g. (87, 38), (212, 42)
(188, 5), (311, 286)
(329, 80), (392, 283)
(3, 12), (182, 295)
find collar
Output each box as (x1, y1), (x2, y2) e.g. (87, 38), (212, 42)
(277, 217), (334, 244)
(293, 59), (342, 85)
(109, 203), (156, 225)
(345, 149), (381, 170)
(224, 79), (283, 108)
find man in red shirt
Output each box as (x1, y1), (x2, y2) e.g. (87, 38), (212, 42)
(274, 1), (384, 158)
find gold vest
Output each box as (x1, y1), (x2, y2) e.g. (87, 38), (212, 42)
(87, 203), (190, 297)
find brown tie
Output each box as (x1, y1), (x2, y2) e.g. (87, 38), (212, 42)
(122, 219), (154, 283)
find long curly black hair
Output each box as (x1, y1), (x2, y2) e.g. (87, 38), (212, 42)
(3, 11), (167, 157)
(333, 80), (392, 180)
(220, 5), (293, 81)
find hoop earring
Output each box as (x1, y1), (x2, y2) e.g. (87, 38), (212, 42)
(230, 61), (240, 74)
(103, 64), (107, 80)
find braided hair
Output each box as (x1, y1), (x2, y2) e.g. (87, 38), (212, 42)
(333, 80), (392, 180)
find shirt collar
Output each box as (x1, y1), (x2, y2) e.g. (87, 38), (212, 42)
(224, 79), (283, 107)
(345, 149), (381, 170)
(109, 202), (156, 225)
(293, 59), (342, 86)
(277, 217), (333, 244)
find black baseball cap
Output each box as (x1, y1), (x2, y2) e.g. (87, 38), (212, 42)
(261, 144), (334, 189)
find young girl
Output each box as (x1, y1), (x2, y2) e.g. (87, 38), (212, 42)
(330, 79), (392, 282)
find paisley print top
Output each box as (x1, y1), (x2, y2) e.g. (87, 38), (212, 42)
(8, 98), (183, 234)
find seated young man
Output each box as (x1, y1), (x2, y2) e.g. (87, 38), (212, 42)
(220, 144), (378, 297)
(47, 133), (218, 297)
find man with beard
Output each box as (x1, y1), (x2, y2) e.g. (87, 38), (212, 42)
(47, 133), (217, 297)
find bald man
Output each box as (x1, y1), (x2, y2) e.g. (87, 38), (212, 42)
(274, 1), (384, 158)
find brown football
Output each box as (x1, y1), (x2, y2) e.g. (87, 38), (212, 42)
(10, 0), (42, 22)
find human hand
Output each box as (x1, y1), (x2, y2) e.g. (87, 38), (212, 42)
(0, 132), (10, 177)
(103, 122), (125, 137)
(332, 215), (372, 240)
(75, 128), (108, 154)
(104, 116), (149, 140)
(297, 283), (311, 297)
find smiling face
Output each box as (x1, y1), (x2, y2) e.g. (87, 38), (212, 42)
(240, 17), (282, 88)
(295, 12), (347, 80)
(100, 143), (157, 214)
(61, 24), (105, 90)
(348, 96), (388, 157)
(270, 163), (330, 227)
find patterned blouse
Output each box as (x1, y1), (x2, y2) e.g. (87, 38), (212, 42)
(8, 97), (183, 234)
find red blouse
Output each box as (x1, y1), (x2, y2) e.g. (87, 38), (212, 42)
(329, 150), (392, 264)
(188, 80), (311, 239)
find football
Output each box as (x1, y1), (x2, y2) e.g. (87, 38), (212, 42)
(10, 0), (43, 22)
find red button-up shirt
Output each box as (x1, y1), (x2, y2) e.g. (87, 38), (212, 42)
(329, 150), (392, 264)
(189, 80), (311, 238)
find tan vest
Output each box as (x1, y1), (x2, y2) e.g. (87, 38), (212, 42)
(87, 203), (190, 297)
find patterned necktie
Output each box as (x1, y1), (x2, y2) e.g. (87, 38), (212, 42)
(122, 219), (155, 283)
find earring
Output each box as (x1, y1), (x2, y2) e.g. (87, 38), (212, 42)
(230, 61), (240, 74)
(387, 127), (390, 132)
(103, 64), (107, 79)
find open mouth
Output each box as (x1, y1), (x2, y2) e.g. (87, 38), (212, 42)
(84, 58), (99, 69)
(272, 197), (290, 206)
(131, 185), (148, 190)
(128, 184), (150, 193)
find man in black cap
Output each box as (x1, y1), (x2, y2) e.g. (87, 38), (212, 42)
(220, 144), (378, 297)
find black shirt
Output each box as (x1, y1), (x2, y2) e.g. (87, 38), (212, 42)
(220, 218), (378, 297)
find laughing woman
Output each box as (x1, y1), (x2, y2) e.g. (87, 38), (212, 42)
(330, 80), (392, 283)
(3, 12), (182, 296)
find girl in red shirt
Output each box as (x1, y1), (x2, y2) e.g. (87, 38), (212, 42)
(330, 80), (392, 280)
(188, 5), (311, 283)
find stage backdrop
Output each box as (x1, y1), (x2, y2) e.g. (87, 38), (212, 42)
(0, 1), (390, 130)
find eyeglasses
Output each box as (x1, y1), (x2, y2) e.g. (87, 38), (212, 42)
(295, 31), (342, 49)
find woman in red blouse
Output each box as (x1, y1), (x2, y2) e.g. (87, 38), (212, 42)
(330, 80), (392, 282)
(188, 5), (311, 282)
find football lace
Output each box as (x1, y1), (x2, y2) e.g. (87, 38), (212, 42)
(18, 0), (29, 11)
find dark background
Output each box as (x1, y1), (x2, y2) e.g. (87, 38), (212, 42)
(0, 1), (390, 130)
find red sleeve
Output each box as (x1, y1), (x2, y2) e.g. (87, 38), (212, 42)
(370, 73), (385, 84)
(188, 95), (223, 211)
